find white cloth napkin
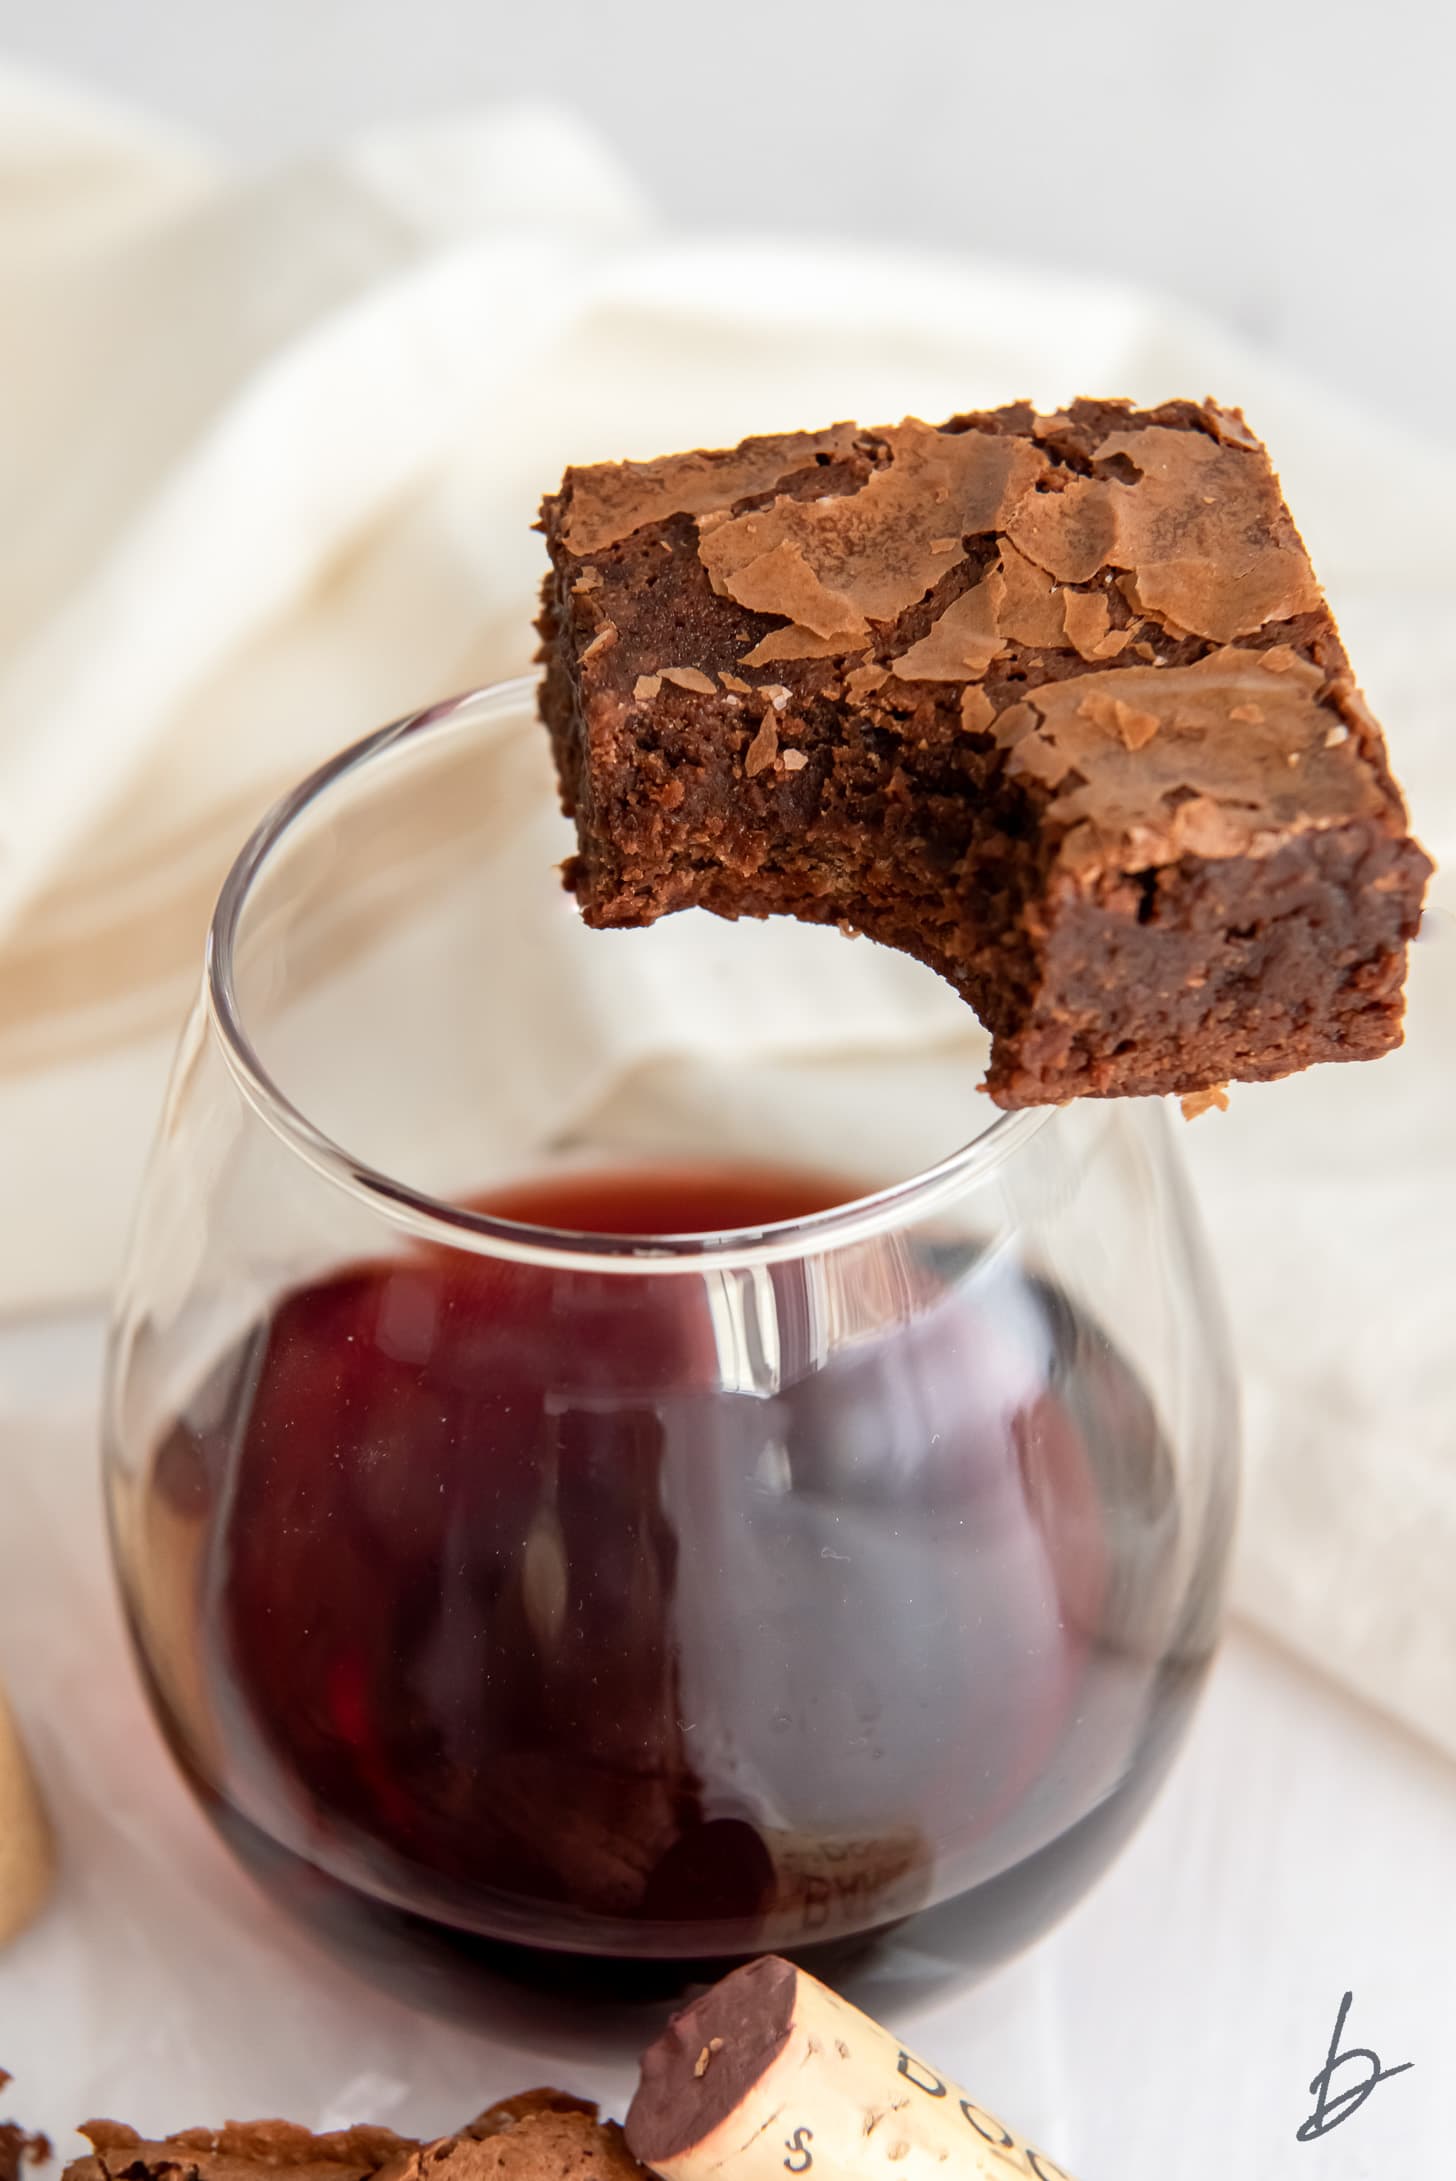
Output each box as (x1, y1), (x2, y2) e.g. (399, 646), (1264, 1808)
(1, 54), (1452, 1798)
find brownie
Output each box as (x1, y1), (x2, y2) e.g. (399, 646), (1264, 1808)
(65, 2098), (646, 2181)
(536, 401), (1430, 1105)
(0, 2122), (37, 2181)
(387, 2103), (648, 2181)
(1, 2072), (49, 2181)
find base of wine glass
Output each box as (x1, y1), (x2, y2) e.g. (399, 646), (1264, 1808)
(150, 1648), (1206, 2060)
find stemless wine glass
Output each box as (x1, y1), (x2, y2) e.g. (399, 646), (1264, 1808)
(104, 677), (1239, 2035)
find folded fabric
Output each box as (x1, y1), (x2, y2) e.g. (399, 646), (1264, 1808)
(0, 63), (1451, 1767)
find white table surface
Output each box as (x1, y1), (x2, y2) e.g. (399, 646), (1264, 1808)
(1, 1308), (1451, 2180)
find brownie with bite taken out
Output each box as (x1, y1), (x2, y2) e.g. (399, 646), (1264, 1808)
(536, 401), (1430, 1106)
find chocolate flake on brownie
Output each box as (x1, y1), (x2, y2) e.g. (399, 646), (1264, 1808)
(536, 399), (1430, 1106)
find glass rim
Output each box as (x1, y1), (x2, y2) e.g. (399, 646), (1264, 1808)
(205, 675), (1056, 1271)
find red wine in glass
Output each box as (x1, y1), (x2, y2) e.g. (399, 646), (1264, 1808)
(126, 1161), (1220, 2023)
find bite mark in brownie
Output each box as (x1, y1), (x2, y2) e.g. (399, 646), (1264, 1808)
(66, 2119), (419, 2181)
(536, 400), (1430, 1106)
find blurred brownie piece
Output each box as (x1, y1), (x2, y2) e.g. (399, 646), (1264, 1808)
(394, 2098), (647, 2181)
(1, 2073), (50, 2181)
(66, 2120), (418, 2181)
(65, 2097), (647, 2181)
(537, 402), (1430, 1106)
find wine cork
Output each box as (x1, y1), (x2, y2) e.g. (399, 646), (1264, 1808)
(0, 1680), (55, 1947)
(627, 1958), (1074, 2181)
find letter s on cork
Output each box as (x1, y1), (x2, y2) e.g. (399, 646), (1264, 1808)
(626, 1958), (1074, 2181)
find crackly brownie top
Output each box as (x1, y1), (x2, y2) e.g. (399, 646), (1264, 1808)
(543, 401), (1398, 876)
(66, 2098), (644, 2181)
(67, 2120), (418, 2181)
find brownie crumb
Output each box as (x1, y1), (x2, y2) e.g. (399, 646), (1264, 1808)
(691, 2040), (725, 2082)
(1180, 1084), (1231, 1121)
